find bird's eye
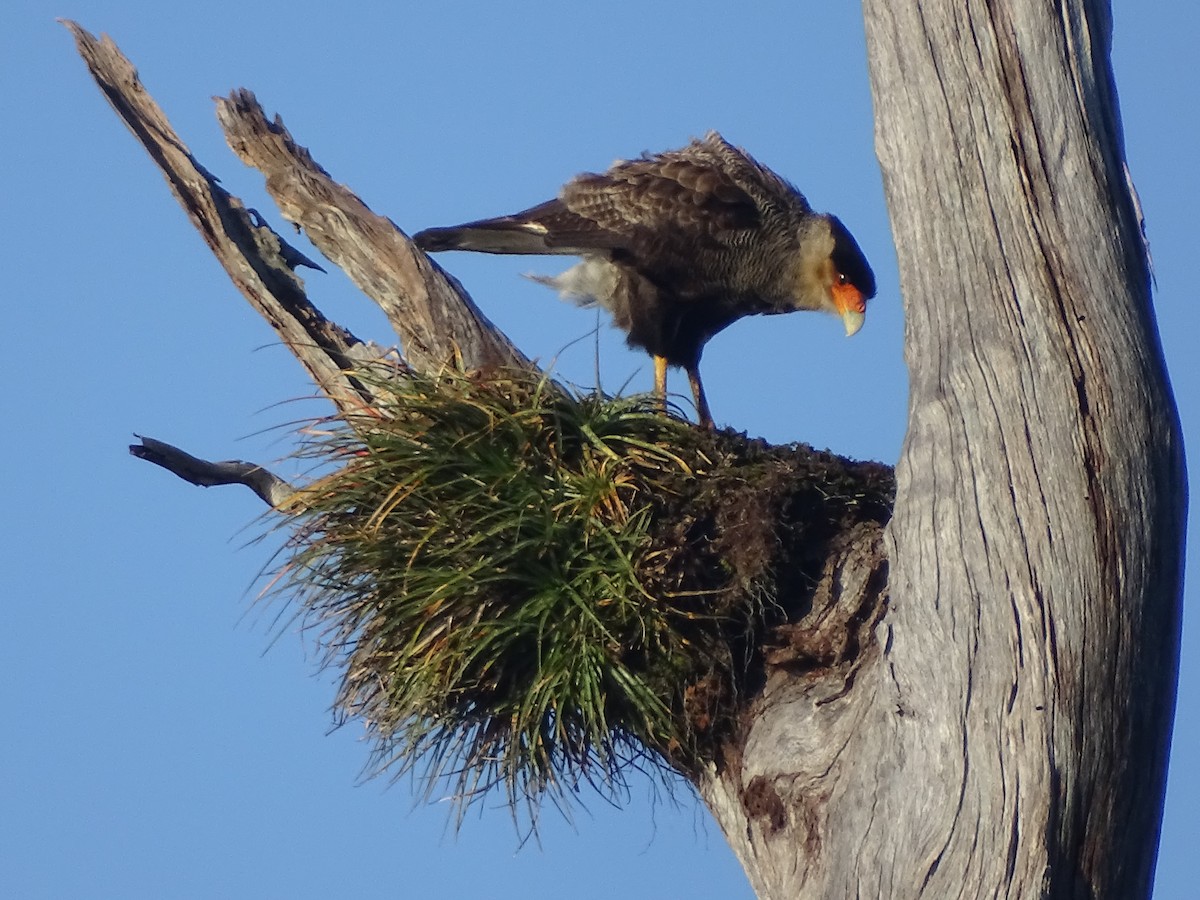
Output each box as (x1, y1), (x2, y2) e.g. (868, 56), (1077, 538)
(836, 272), (849, 285)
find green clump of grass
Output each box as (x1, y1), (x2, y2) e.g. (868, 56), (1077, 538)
(276, 367), (709, 821)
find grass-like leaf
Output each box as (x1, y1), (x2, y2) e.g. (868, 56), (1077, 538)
(275, 367), (712, 822)
(268, 364), (895, 827)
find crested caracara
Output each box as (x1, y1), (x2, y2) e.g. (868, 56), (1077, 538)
(413, 132), (876, 427)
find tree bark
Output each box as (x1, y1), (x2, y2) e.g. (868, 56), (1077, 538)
(64, 22), (525, 416)
(64, 23), (386, 417)
(214, 89), (529, 375)
(130, 436), (294, 508)
(697, 2), (1185, 898)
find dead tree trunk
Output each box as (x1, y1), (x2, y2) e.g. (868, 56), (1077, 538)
(699, 2), (1185, 898)
(68, 2), (1184, 896)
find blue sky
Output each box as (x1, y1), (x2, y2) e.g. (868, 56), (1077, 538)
(3, 3), (1196, 897)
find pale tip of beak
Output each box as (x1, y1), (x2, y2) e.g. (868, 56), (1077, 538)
(841, 310), (866, 337)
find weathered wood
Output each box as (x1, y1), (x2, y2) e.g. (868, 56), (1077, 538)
(215, 90), (529, 375)
(63, 22), (390, 417)
(130, 436), (294, 508)
(69, 20), (533, 513)
(65, 22), (528, 415)
(696, 2), (1186, 898)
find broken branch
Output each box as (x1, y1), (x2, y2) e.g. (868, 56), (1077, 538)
(130, 435), (293, 508)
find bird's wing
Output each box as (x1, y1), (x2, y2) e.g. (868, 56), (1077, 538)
(683, 133), (813, 222)
(412, 133), (810, 259)
(558, 145), (762, 248)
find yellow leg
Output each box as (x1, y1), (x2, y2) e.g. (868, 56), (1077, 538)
(687, 366), (714, 429)
(654, 355), (669, 413)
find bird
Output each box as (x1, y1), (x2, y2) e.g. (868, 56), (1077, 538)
(412, 132), (876, 428)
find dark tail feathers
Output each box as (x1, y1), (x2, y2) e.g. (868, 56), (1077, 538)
(412, 221), (560, 255)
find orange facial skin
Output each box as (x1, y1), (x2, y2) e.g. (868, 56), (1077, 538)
(832, 278), (867, 316)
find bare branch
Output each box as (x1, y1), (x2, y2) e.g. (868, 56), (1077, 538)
(65, 20), (538, 502)
(216, 89), (530, 375)
(130, 436), (293, 508)
(63, 20), (391, 415)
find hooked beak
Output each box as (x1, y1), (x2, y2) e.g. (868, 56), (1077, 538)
(840, 309), (865, 337)
(832, 282), (867, 337)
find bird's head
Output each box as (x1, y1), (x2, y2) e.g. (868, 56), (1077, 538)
(795, 214), (877, 336)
